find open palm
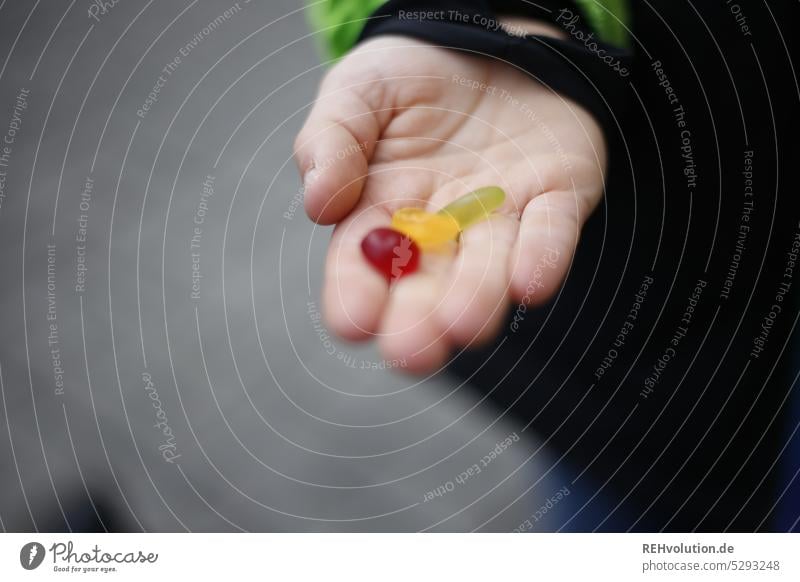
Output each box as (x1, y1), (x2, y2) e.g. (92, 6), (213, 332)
(294, 36), (607, 373)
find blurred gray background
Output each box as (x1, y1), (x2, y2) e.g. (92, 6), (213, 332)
(0, 0), (573, 532)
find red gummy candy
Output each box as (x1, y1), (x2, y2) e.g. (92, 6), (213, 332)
(361, 227), (420, 282)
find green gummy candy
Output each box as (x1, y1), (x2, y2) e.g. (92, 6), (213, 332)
(438, 186), (506, 229)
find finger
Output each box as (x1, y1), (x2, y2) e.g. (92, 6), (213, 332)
(378, 257), (453, 374)
(322, 204), (389, 341)
(435, 214), (518, 346)
(294, 81), (385, 225)
(509, 190), (587, 306)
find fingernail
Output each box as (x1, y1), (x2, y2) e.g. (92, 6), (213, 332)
(303, 166), (320, 188)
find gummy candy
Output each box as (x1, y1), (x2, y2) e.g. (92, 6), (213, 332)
(391, 207), (459, 249)
(360, 227), (420, 281)
(361, 187), (506, 279)
(439, 186), (506, 229)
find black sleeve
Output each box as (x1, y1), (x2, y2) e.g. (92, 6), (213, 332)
(356, 0), (632, 142)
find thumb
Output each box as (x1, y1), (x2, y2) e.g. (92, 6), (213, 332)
(293, 73), (387, 225)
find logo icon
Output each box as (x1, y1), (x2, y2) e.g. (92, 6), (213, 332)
(20, 542), (45, 570)
(391, 236), (414, 282)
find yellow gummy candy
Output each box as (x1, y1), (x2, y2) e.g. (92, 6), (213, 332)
(391, 207), (460, 249)
(438, 186), (506, 229)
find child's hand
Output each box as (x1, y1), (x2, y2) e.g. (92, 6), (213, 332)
(294, 36), (606, 373)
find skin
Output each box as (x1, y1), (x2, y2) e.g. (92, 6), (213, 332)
(294, 30), (607, 374)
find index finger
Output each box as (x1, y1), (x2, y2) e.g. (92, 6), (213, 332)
(294, 80), (386, 225)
